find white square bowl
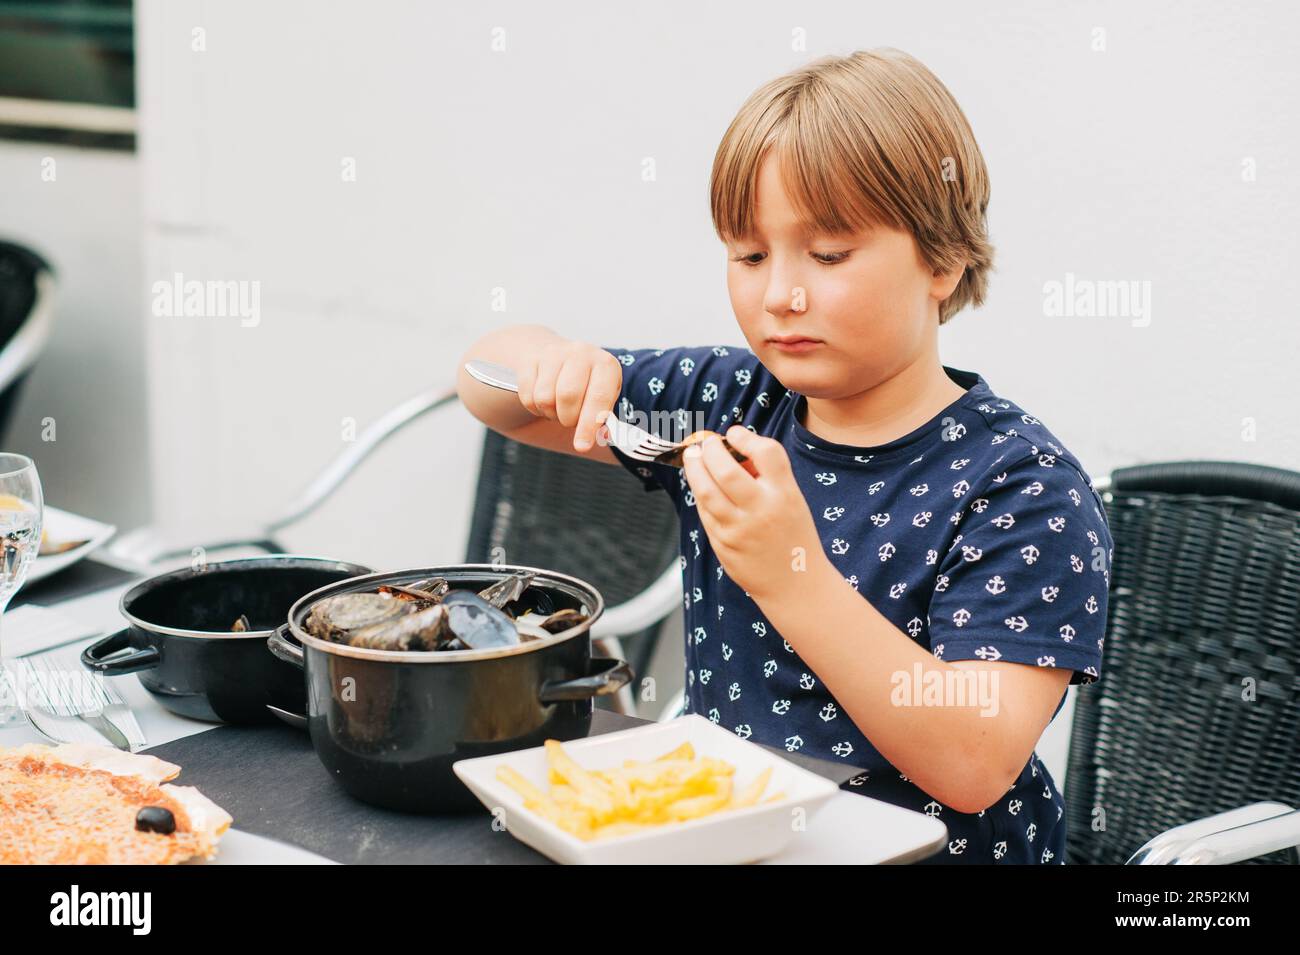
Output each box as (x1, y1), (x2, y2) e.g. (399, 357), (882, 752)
(452, 714), (841, 864)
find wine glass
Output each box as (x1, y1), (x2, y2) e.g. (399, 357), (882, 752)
(0, 453), (42, 726)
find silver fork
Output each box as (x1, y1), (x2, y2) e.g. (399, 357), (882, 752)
(463, 359), (679, 463)
(21, 650), (142, 751)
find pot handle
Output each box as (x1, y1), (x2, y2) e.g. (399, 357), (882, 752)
(538, 657), (634, 703)
(81, 628), (161, 675)
(267, 625), (305, 668)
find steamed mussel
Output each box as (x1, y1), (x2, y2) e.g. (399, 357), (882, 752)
(303, 571), (590, 652)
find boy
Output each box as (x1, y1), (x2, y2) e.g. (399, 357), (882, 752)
(458, 48), (1112, 864)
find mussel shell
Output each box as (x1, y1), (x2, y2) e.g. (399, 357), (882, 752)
(653, 430), (749, 469)
(305, 593), (412, 643)
(477, 571), (535, 610)
(441, 589), (520, 649)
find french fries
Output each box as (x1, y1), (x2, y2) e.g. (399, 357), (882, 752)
(495, 738), (787, 841)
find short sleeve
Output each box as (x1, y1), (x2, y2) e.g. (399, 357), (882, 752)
(599, 345), (762, 496)
(926, 450), (1113, 686)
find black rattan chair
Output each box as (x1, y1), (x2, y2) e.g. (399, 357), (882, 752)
(109, 389), (684, 716)
(1065, 461), (1300, 864)
(0, 241), (56, 441)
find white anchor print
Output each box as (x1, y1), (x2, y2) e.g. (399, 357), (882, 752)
(693, 587), (703, 603)
(1086, 528), (1099, 545)
(798, 672), (816, 690)
(700, 382), (718, 402)
(1070, 554), (1084, 573)
(1041, 585), (1059, 602)
(985, 575), (1007, 595)
(952, 480), (970, 497)
(945, 422), (967, 440)
(1037, 655), (1056, 667)
(974, 645), (1002, 661)
(784, 735), (804, 752)
(994, 841), (1007, 860)
(889, 582), (907, 598)
(950, 458), (971, 470)
(751, 621), (767, 637)
(830, 538), (849, 555)
(1005, 615), (1029, 633)
(727, 682), (740, 701)
(859, 457), (876, 466)
(1021, 544), (1039, 564)
(878, 541), (896, 561)
(1042, 848), (1054, 863)
(845, 574), (860, 590)
(616, 353), (636, 366)
(869, 512), (891, 527)
(1021, 413), (1040, 425)
(698, 668), (712, 684)
(961, 545), (983, 562)
(706, 708), (720, 724)
(648, 376), (665, 396)
(991, 512), (1016, 529)
(952, 608), (972, 628)
(815, 471), (838, 486)
(907, 617), (924, 637)
(823, 505), (846, 522)
(772, 699), (791, 715)
(693, 626), (707, 644)
(711, 346), (729, 356)
(1047, 516), (1066, 532)
(993, 471), (1008, 483)
(734, 723), (752, 740)
(762, 659), (777, 677)
(970, 497), (990, 513)
(867, 479), (885, 494)
(1038, 453), (1056, 467)
(923, 801), (942, 817)
(734, 367), (751, 385)
(678, 357), (695, 376)
(831, 741), (854, 758)
(925, 548), (938, 565)
(1085, 594), (1098, 613)
(948, 839), (967, 855)
(1059, 623), (1076, 642)
(756, 391), (770, 407)
(933, 643), (945, 659)
(847, 773), (868, 786)
(1026, 822), (1037, 842)
(1068, 488), (1081, 506)
(1008, 798), (1023, 815)
(818, 703), (837, 722)
(782, 639), (794, 653)
(909, 484), (928, 496)
(934, 574), (950, 592)
(1021, 480), (1044, 496)
(912, 511), (932, 527)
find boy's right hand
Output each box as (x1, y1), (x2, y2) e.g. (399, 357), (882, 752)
(515, 341), (623, 453)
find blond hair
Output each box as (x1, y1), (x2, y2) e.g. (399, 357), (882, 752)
(710, 49), (994, 324)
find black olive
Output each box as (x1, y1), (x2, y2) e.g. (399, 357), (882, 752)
(136, 806), (176, 835)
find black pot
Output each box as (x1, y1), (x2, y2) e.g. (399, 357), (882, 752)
(82, 555), (373, 724)
(269, 564), (633, 814)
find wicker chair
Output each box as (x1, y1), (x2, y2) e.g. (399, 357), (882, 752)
(108, 387), (684, 717)
(1066, 461), (1300, 864)
(0, 241), (56, 441)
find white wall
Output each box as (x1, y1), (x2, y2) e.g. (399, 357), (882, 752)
(0, 143), (150, 530)
(133, 0), (1300, 781)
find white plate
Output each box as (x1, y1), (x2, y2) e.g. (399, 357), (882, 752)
(453, 714), (840, 865)
(25, 505), (117, 586)
(195, 829), (338, 865)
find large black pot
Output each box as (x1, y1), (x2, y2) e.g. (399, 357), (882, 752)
(269, 564), (633, 814)
(82, 555), (373, 723)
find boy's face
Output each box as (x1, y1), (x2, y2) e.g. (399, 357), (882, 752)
(725, 154), (963, 401)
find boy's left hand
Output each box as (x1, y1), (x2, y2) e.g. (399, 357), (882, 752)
(681, 426), (824, 603)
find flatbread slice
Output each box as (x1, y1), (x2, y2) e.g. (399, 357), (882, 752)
(0, 742), (232, 864)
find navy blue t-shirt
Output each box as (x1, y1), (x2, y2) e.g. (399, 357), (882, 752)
(601, 344), (1113, 864)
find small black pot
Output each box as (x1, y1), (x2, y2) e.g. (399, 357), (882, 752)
(270, 564), (633, 814)
(82, 555), (373, 724)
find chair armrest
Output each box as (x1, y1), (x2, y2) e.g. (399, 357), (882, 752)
(265, 386), (460, 534)
(589, 560), (681, 640)
(0, 270), (55, 389)
(109, 386), (460, 570)
(1127, 801), (1298, 864)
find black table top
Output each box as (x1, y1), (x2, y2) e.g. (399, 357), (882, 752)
(146, 709), (863, 864)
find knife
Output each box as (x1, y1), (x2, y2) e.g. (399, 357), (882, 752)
(25, 704), (132, 750)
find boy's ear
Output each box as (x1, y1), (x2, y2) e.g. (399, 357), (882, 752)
(930, 260), (967, 302)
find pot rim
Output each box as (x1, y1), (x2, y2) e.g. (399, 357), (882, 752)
(118, 554), (375, 641)
(285, 563), (605, 664)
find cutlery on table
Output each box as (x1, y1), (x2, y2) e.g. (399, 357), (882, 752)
(19, 649), (144, 751)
